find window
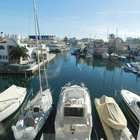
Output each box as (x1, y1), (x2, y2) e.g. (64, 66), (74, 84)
(8, 45), (14, 49)
(0, 45), (4, 49)
(0, 55), (2, 59)
(3, 55), (5, 59)
(5, 55), (8, 59)
(64, 107), (84, 117)
(137, 102), (140, 108)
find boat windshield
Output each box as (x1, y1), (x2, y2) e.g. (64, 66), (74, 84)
(136, 101), (140, 108)
(33, 107), (40, 112)
(64, 107), (84, 117)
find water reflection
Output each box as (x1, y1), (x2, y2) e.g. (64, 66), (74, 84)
(76, 56), (123, 71)
(0, 50), (140, 140)
(47, 64), (62, 79)
(0, 76), (32, 92)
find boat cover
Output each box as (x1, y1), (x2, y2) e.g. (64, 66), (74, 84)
(0, 85), (26, 112)
(96, 95), (127, 130)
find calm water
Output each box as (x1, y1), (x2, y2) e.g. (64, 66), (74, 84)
(0, 49), (140, 140)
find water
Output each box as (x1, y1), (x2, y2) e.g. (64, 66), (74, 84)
(0, 49), (140, 140)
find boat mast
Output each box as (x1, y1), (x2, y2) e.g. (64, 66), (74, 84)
(33, 0), (42, 92)
(33, 0), (49, 89)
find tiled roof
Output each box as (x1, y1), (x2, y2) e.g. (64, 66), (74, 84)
(21, 40), (45, 44)
(0, 40), (6, 43)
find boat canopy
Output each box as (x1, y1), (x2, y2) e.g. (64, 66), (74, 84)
(97, 96), (127, 130)
(0, 85), (26, 112)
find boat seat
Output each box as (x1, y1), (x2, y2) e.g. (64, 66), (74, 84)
(24, 117), (35, 127)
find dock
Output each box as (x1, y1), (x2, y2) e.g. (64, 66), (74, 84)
(0, 54), (55, 76)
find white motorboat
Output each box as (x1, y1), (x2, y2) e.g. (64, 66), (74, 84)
(118, 55), (126, 61)
(55, 82), (93, 140)
(124, 62), (138, 73)
(11, 0), (53, 139)
(102, 52), (109, 60)
(121, 89), (140, 127)
(94, 95), (135, 140)
(86, 52), (92, 59)
(0, 85), (27, 122)
(110, 53), (118, 60)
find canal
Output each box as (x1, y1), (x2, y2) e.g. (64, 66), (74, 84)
(0, 49), (140, 140)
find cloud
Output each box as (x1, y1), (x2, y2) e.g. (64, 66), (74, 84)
(92, 11), (140, 14)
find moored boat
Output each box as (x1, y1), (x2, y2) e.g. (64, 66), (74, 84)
(55, 82), (93, 140)
(94, 95), (135, 140)
(11, 0), (53, 139)
(121, 89), (140, 128)
(12, 88), (52, 140)
(110, 53), (118, 60)
(118, 55), (126, 61)
(124, 62), (138, 73)
(102, 52), (109, 60)
(0, 85), (27, 122)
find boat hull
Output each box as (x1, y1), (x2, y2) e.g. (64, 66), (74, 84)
(0, 85), (27, 122)
(0, 95), (26, 122)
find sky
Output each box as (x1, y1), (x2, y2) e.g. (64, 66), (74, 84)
(1, 0), (140, 41)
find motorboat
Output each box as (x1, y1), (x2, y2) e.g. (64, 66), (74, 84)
(86, 52), (92, 59)
(121, 89), (140, 128)
(118, 55), (126, 61)
(124, 62), (138, 73)
(110, 53), (118, 60)
(102, 52), (109, 60)
(11, 0), (53, 139)
(0, 85), (27, 122)
(94, 95), (135, 140)
(55, 82), (93, 140)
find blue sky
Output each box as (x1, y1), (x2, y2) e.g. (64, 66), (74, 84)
(1, 0), (140, 41)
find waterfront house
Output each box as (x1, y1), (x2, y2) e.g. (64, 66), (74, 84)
(0, 33), (50, 65)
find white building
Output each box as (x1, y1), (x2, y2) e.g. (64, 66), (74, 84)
(0, 33), (50, 64)
(125, 37), (140, 44)
(29, 35), (67, 52)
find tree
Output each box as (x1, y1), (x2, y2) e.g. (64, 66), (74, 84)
(9, 46), (29, 64)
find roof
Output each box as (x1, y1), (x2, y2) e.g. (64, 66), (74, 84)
(0, 40), (6, 43)
(21, 40), (46, 44)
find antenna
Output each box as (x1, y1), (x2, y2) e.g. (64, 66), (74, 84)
(116, 28), (118, 38)
(107, 28), (109, 41)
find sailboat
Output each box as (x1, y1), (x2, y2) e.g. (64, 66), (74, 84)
(11, 0), (53, 140)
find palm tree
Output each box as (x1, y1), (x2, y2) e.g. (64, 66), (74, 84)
(9, 46), (29, 64)
(109, 33), (115, 39)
